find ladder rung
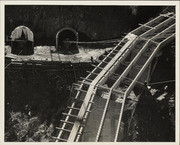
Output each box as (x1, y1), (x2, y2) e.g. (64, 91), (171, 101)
(121, 61), (131, 66)
(71, 98), (84, 102)
(144, 52), (152, 57)
(91, 64), (97, 68)
(150, 40), (159, 44)
(96, 66), (104, 70)
(109, 76), (118, 81)
(113, 49), (120, 52)
(52, 136), (67, 142)
(73, 86), (81, 91)
(114, 97), (124, 103)
(102, 54), (107, 57)
(60, 119), (74, 125)
(140, 36), (159, 44)
(112, 89), (125, 94)
(78, 80), (91, 86)
(86, 71), (98, 75)
(104, 55), (113, 59)
(127, 97), (139, 102)
(134, 65), (143, 70)
(88, 101), (94, 104)
(73, 83), (81, 86)
(160, 13), (175, 18)
(86, 110), (91, 113)
(80, 124), (86, 127)
(62, 113), (77, 118)
(97, 85), (124, 94)
(132, 49), (140, 53)
(102, 60), (109, 63)
(77, 132), (82, 135)
(112, 72), (120, 76)
(74, 88), (87, 93)
(80, 77), (93, 82)
(122, 81), (131, 86)
(139, 23), (154, 29)
(67, 106), (80, 111)
(56, 127), (71, 132)
(97, 84), (111, 91)
(111, 52), (117, 55)
(123, 78), (132, 82)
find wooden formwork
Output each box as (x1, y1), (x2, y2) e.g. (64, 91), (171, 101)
(54, 12), (175, 142)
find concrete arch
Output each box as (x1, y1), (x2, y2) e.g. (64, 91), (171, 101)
(56, 27), (79, 53)
(11, 25), (34, 41)
(10, 25), (34, 55)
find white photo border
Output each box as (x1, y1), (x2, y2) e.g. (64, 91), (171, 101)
(0, 1), (179, 145)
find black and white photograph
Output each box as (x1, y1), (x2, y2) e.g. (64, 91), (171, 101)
(1, 1), (179, 144)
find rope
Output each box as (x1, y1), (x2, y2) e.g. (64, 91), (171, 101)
(122, 76), (144, 85)
(5, 50), (22, 69)
(5, 62), (13, 69)
(123, 76), (175, 86)
(149, 57), (159, 82)
(149, 80), (175, 85)
(63, 39), (120, 44)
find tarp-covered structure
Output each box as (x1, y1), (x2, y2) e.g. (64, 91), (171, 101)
(10, 26), (34, 55)
(11, 26), (34, 41)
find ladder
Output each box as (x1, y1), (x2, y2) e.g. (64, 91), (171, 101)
(54, 12), (175, 142)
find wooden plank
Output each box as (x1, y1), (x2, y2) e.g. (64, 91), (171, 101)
(60, 120), (74, 125)
(62, 113), (77, 118)
(56, 127), (71, 132)
(86, 71), (99, 75)
(52, 136), (67, 142)
(71, 98), (84, 102)
(80, 77), (93, 82)
(139, 23), (154, 29)
(67, 106), (80, 111)
(74, 88), (87, 93)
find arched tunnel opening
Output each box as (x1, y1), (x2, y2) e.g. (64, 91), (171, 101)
(10, 25), (34, 55)
(4, 6), (176, 142)
(56, 28), (79, 54)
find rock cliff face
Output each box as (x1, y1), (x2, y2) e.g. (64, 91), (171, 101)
(5, 6), (165, 45)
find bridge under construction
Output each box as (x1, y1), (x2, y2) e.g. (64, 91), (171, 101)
(53, 12), (175, 142)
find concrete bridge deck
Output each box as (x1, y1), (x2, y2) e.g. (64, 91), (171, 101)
(54, 12), (175, 142)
